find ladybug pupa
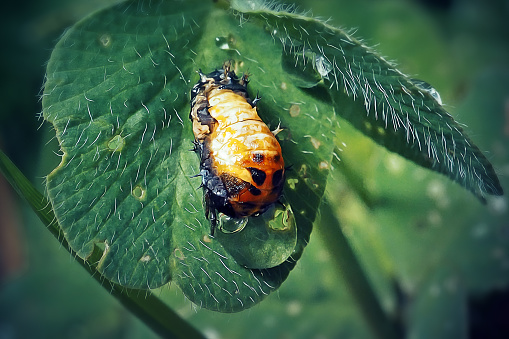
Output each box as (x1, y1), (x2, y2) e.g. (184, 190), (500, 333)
(189, 61), (285, 235)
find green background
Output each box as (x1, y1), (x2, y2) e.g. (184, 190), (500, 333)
(1, 0), (508, 338)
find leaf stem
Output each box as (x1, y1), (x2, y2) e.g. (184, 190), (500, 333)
(317, 199), (402, 339)
(0, 149), (205, 339)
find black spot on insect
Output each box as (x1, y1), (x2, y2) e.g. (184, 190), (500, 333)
(247, 167), (266, 186)
(220, 82), (248, 95)
(252, 153), (265, 164)
(272, 169), (284, 186)
(274, 154), (281, 163)
(248, 185), (262, 196)
(220, 173), (249, 196)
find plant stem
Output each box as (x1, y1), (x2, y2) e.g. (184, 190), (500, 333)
(317, 199), (402, 339)
(0, 149), (204, 339)
(108, 285), (205, 339)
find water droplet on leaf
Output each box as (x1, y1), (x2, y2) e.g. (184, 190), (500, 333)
(412, 79), (443, 105)
(314, 55), (332, 78)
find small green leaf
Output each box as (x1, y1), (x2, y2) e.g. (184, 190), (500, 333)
(215, 197), (297, 269)
(232, 2), (503, 201)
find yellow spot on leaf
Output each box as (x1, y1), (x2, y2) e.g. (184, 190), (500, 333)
(108, 134), (125, 152)
(319, 161), (329, 170)
(298, 164), (308, 176)
(289, 104), (300, 117)
(310, 137), (321, 149)
(132, 185), (146, 201)
(173, 248), (185, 261)
(99, 34), (112, 48)
(287, 178), (299, 189)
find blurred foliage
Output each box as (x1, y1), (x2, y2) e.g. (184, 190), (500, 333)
(1, 0), (508, 338)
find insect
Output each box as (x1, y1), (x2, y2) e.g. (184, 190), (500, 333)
(189, 61), (285, 236)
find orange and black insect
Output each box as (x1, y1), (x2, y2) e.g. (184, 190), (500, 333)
(189, 61), (285, 235)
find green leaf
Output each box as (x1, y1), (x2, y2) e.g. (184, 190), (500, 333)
(324, 68), (509, 338)
(215, 197), (297, 269)
(41, 0), (335, 312)
(43, 0), (208, 290)
(231, 1), (503, 201)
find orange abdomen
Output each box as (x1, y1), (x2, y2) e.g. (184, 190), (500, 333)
(207, 88), (285, 217)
